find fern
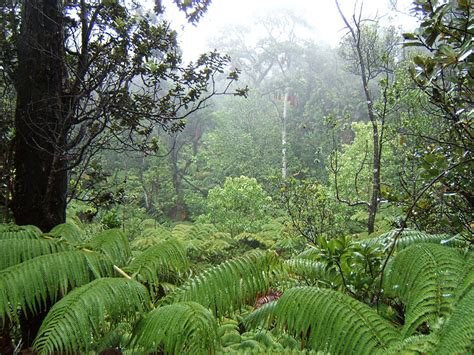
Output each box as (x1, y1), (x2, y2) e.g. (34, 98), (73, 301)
(162, 251), (279, 317)
(434, 253), (474, 353)
(125, 239), (189, 287)
(384, 243), (466, 337)
(33, 278), (150, 354)
(368, 229), (467, 250)
(85, 229), (131, 266)
(285, 259), (340, 286)
(129, 301), (220, 354)
(271, 287), (400, 353)
(0, 238), (71, 270)
(94, 322), (131, 353)
(0, 224), (43, 240)
(48, 222), (85, 243)
(0, 250), (113, 321)
(385, 334), (438, 353)
(243, 301), (278, 329)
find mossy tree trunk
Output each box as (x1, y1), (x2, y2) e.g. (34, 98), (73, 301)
(13, 0), (67, 232)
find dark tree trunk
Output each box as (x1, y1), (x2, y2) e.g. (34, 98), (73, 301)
(13, 0), (67, 232)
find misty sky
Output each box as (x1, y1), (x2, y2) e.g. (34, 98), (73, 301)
(162, 0), (418, 60)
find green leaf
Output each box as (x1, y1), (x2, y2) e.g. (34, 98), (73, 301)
(129, 301), (220, 353)
(33, 278), (150, 354)
(0, 251), (113, 321)
(162, 250), (279, 316)
(273, 287), (401, 353)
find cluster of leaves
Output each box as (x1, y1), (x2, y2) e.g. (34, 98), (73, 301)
(402, 0), (473, 235)
(0, 219), (472, 354)
(200, 176), (274, 236)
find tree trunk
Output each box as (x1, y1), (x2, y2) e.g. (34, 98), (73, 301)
(13, 0), (67, 232)
(281, 87), (289, 179)
(356, 43), (380, 235)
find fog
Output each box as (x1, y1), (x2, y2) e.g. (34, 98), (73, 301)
(162, 0), (418, 60)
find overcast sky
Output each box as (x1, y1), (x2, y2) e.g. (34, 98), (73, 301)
(161, 0), (418, 61)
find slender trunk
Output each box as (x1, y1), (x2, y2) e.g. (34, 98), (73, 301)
(281, 87), (289, 179)
(356, 51), (380, 235)
(13, 0), (67, 232)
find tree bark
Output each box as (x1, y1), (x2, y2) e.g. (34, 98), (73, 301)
(13, 0), (67, 232)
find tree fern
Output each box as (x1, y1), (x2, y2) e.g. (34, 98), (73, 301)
(0, 250), (113, 321)
(243, 301), (278, 329)
(33, 278), (150, 354)
(0, 224), (43, 240)
(84, 229), (131, 266)
(271, 287), (401, 354)
(368, 229), (466, 251)
(0, 238), (71, 270)
(285, 259), (340, 286)
(434, 253), (474, 353)
(129, 301), (219, 354)
(125, 239), (189, 287)
(162, 251), (280, 317)
(385, 334), (438, 353)
(384, 243), (466, 337)
(48, 222), (84, 243)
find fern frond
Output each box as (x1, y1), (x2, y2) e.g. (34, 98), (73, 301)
(48, 222), (85, 243)
(85, 229), (130, 266)
(140, 225), (172, 239)
(0, 238), (71, 270)
(188, 224), (218, 240)
(272, 287), (400, 354)
(384, 243), (465, 337)
(385, 334), (438, 353)
(368, 229), (467, 250)
(162, 251), (279, 317)
(171, 223), (193, 238)
(125, 239), (189, 287)
(0, 224), (43, 240)
(243, 301), (277, 329)
(435, 257), (474, 354)
(33, 278), (150, 354)
(0, 251), (113, 321)
(129, 301), (219, 354)
(285, 259), (340, 286)
(94, 322), (131, 353)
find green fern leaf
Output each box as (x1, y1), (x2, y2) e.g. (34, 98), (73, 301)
(48, 222), (85, 243)
(162, 251), (279, 317)
(85, 229), (131, 266)
(272, 287), (400, 353)
(129, 301), (219, 354)
(0, 224), (43, 240)
(33, 278), (150, 354)
(285, 259), (340, 286)
(435, 253), (474, 353)
(243, 301), (277, 329)
(384, 243), (465, 337)
(385, 334), (438, 353)
(368, 229), (467, 251)
(0, 238), (71, 270)
(0, 250), (113, 321)
(125, 239), (189, 287)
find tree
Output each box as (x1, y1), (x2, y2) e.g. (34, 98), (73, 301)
(203, 176), (272, 236)
(0, 0), (242, 231)
(402, 0), (473, 236)
(335, 0), (400, 234)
